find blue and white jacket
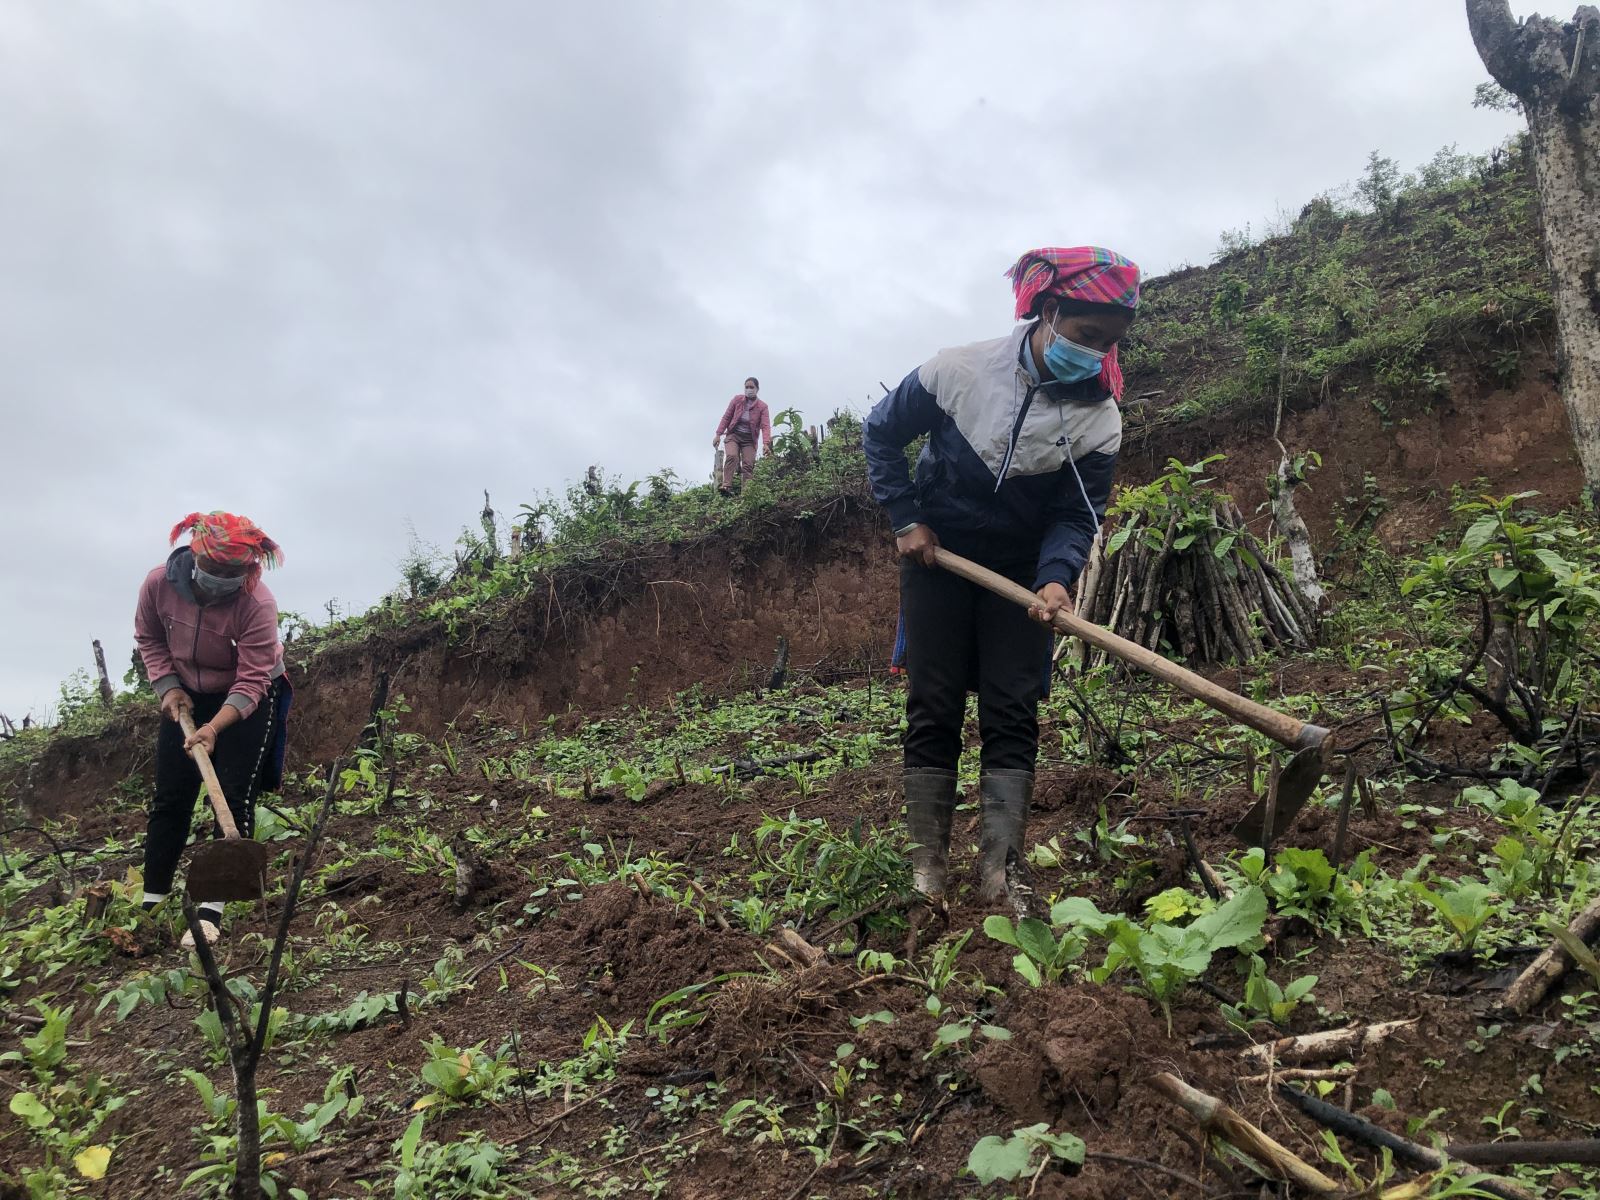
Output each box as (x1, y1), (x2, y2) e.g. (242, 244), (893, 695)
(864, 324), (1119, 591)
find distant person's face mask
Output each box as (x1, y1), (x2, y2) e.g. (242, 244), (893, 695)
(744, 386), (758, 398)
(1042, 320), (1106, 384)
(193, 565), (245, 599)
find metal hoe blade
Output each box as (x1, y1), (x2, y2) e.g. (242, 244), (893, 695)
(1231, 745), (1329, 847)
(186, 839), (270, 904)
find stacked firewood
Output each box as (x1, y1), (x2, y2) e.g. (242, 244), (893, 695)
(1072, 499), (1317, 667)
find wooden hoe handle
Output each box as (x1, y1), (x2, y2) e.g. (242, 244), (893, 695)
(931, 548), (1328, 753)
(177, 711), (243, 839)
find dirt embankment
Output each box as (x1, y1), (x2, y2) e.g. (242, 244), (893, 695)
(9, 500), (900, 816)
(8, 363), (1585, 818)
(1124, 347), (1583, 547)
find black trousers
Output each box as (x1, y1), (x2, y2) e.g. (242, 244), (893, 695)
(143, 684), (277, 897)
(900, 558), (1052, 773)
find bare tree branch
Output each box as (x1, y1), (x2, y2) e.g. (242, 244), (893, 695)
(1467, 0), (1528, 90)
(251, 764), (339, 1063)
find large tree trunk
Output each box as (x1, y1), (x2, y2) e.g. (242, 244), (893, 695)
(1467, 2), (1600, 499)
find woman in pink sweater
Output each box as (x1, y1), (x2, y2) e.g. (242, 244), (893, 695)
(134, 511), (288, 947)
(712, 377), (772, 494)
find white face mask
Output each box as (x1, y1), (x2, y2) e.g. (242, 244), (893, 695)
(193, 565), (245, 598)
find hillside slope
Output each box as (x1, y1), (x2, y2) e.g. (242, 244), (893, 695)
(4, 141), (1600, 1200)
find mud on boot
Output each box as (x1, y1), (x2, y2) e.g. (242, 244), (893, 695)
(902, 767), (958, 901)
(978, 770), (1031, 904)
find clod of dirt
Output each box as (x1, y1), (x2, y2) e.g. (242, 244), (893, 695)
(970, 984), (1165, 1124)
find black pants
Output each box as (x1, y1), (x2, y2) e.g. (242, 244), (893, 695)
(143, 684), (277, 897)
(900, 559), (1052, 773)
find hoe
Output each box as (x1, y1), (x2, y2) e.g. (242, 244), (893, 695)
(934, 548), (1333, 846)
(178, 711), (271, 902)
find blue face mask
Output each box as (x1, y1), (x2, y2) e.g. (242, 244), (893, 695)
(1042, 324), (1107, 384)
(193, 565), (245, 599)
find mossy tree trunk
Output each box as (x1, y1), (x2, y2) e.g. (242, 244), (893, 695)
(1467, 1), (1600, 500)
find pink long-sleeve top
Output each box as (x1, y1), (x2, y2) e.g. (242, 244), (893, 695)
(713, 395), (772, 452)
(134, 552), (285, 718)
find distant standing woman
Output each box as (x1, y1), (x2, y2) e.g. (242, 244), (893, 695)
(864, 247), (1140, 904)
(713, 377), (772, 495)
(134, 511), (290, 947)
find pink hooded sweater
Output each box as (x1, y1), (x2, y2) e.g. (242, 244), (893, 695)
(134, 550), (285, 718)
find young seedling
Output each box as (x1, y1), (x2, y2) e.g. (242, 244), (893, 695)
(1411, 878), (1497, 953)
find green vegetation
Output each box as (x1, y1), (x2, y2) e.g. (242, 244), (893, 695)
(1123, 137), (1546, 431)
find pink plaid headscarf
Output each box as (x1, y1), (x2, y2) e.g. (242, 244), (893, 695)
(1005, 246), (1141, 400)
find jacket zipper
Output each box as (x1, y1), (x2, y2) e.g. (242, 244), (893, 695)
(996, 334), (1044, 491)
(191, 603), (203, 687)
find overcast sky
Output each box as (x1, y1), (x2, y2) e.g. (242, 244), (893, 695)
(0, 1), (1522, 721)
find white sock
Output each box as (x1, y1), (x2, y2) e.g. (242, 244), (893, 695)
(197, 903), (224, 926)
(141, 891), (168, 909)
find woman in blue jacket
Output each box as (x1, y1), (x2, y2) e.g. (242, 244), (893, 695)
(864, 246), (1140, 904)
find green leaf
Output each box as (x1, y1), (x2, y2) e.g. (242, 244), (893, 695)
(1533, 548), (1573, 577)
(1012, 918), (1060, 968)
(419, 1058), (464, 1093)
(1237, 847), (1267, 882)
(1487, 566), (1520, 590)
(1033, 1129), (1087, 1165)
(1186, 885), (1267, 950)
(1012, 954), (1043, 988)
(1050, 896), (1113, 931)
(967, 1131), (1037, 1183)
(982, 914), (1020, 949)
(399, 1114), (425, 1171)
(1284, 974), (1318, 1002)
(1145, 888), (1205, 923)
(1460, 514), (1500, 553)
(8, 1092), (52, 1128)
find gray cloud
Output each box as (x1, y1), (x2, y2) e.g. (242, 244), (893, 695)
(0, 0), (1521, 718)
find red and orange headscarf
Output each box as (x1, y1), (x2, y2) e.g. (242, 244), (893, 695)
(1005, 246), (1141, 400)
(170, 511), (283, 591)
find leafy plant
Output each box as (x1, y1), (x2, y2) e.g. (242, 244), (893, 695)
(1055, 886), (1268, 1025)
(1403, 494), (1600, 752)
(2, 1002), (124, 1198)
(1412, 878), (1498, 952)
(750, 812), (911, 928)
(1224, 954), (1318, 1027)
(96, 966), (200, 1022)
(387, 1115), (516, 1200)
(982, 915), (1084, 988)
(966, 1123), (1085, 1185)
(1, 998), (70, 1082)
(413, 1038), (518, 1111)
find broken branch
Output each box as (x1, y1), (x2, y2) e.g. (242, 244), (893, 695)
(1148, 1071), (1340, 1194)
(1237, 1018), (1417, 1068)
(1503, 894), (1600, 1015)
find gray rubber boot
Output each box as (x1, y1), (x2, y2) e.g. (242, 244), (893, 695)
(903, 768), (958, 900)
(978, 770), (1032, 903)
